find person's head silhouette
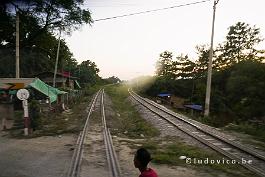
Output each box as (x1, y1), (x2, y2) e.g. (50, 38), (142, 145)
(134, 148), (158, 177)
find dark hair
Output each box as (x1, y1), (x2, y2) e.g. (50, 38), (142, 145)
(135, 148), (152, 167)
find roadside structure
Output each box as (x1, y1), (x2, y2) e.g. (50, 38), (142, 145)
(0, 78), (68, 130)
(34, 71), (81, 89)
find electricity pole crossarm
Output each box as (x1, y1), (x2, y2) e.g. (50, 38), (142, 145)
(204, 0), (219, 117)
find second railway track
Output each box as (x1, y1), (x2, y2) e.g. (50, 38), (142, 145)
(129, 89), (265, 177)
(67, 89), (121, 177)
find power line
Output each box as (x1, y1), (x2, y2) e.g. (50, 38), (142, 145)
(94, 0), (211, 22)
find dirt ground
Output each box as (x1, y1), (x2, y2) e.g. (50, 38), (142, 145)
(80, 124), (110, 177)
(112, 136), (217, 177)
(0, 119), (14, 130)
(0, 131), (75, 177)
(0, 91), (256, 177)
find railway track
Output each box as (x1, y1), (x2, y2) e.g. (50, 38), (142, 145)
(67, 89), (121, 177)
(101, 89), (121, 177)
(129, 89), (265, 177)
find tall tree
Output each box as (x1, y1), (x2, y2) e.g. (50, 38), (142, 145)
(174, 54), (195, 79)
(215, 22), (264, 68)
(0, 1), (90, 78)
(0, 0), (92, 33)
(194, 45), (211, 78)
(155, 51), (175, 78)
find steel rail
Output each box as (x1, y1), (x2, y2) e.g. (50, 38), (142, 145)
(67, 90), (101, 177)
(129, 89), (265, 177)
(130, 90), (265, 161)
(101, 89), (121, 177)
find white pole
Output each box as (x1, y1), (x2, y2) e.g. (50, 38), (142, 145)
(204, 0), (219, 117)
(16, 11), (20, 78)
(53, 29), (62, 87)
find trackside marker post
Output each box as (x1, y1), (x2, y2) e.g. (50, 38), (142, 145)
(16, 89), (30, 136)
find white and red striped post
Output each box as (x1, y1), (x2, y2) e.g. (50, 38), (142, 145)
(22, 100), (30, 136)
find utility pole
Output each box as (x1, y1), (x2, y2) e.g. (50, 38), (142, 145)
(204, 0), (219, 117)
(53, 29), (61, 87)
(16, 11), (20, 78)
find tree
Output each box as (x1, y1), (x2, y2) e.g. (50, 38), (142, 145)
(0, 0), (92, 34)
(215, 22), (264, 68)
(0, 3), (83, 78)
(104, 76), (121, 84)
(155, 51), (175, 78)
(145, 22), (265, 124)
(78, 60), (100, 85)
(0, 24), (75, 77)
(174, 54), (195, 79)
(226, 60), (265, 120)
(194, 45), (211, 78)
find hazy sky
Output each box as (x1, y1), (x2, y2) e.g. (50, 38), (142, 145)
(65, 0), (265, 80)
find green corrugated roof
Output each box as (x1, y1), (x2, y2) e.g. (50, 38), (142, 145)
(29, 78), (67, 103)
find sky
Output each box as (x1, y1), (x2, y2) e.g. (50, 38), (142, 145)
(65, 0), (265, 80)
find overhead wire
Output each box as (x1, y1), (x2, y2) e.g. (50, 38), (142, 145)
(93, 0), (211, 22)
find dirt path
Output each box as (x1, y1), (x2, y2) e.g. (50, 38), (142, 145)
(80, 94), (109, 177)
(0, 131), (75, 177)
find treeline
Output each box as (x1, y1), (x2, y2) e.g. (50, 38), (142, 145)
(143, 22), (265, 124)
(0, 0), (103, 86)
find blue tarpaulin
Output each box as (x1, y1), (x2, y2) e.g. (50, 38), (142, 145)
(184, 104), (203, 111)
(157, 93), (171, 97)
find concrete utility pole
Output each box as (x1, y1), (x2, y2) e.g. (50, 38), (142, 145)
(204, 0), (219, 117)
(16, 11), (20, 78)
(53, 29), (62, 87)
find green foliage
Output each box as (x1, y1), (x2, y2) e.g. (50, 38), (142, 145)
(225, 60), (265, 120)
(83, 84), (103, 96)
(155, 51), (174, 78)
(144, 76), (193, 99)
(194, 45), (210, 78)
(34, 94), (91, 136)
(148, 60), (265, 124)
(148, 22), (265, 125)
(0, 0), (92, 35)
(156, 51), (196, 80)
(174, 54), (196, 79)
(103, 76), (121, 84)
(0, 0), (99, 85)
(215, 22), (264, 68)
(77, 60), (101, 85)
(225, 122), (265, 142)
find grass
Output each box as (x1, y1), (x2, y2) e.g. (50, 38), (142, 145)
(241, 139), (265, 151)
(105, 86), (255, 176)
(162, 102), (265, 143)
(9, 85), (101, 138)
(139, 136), (254, 177)
(35, 85), (103, 136)
(224, 122), (265, 142)
(104, 84), (160, 138)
